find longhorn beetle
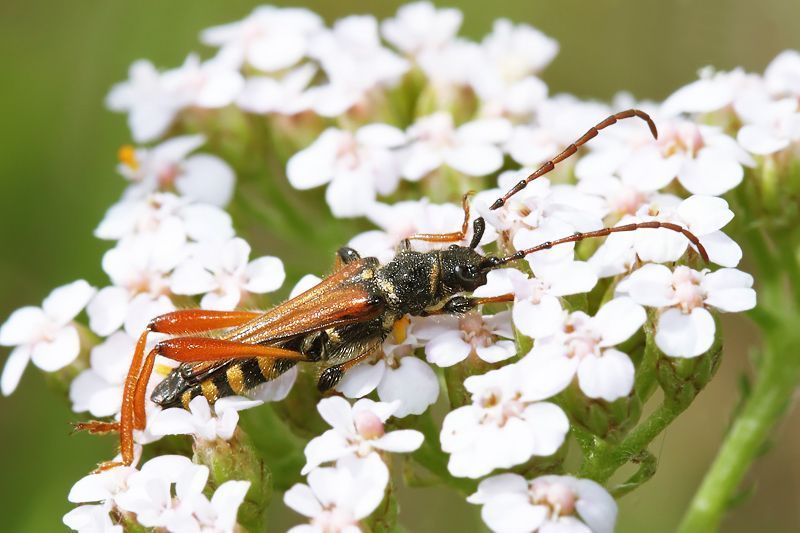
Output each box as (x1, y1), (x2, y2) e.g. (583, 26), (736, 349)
(77, 109), (709, 470)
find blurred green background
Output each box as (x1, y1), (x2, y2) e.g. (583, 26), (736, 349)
(1, 1), (798, 531)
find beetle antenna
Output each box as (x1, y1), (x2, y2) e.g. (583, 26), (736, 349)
(469, 217), (486, 249)
(489, 109), (657, 211)
(491, 221), (709, 266)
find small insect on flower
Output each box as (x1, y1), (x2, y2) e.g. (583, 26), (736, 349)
(76, 109), (710, 471)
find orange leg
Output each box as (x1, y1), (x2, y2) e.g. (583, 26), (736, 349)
(406, 192), (474, 244)
(76, 309), (265, 471)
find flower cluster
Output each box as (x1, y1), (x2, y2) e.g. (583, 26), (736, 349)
(2, 2), (792, 532)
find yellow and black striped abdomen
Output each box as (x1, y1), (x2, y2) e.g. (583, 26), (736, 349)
(152, 357), (298, 410)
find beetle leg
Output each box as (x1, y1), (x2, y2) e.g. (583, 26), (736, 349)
(76, 310), (265, 470)
(423, 293), (515, 315)
(317, 346), (379, 392)
(405, 192), (474, 244)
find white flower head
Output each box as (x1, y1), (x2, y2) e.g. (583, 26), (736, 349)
(1, 280), (95, 395)
(619, 264), (756, 358)
(348, 199), (493, 264)
(441, 360), (571, 478)
(468, 473), (617, 533)
(381, 2), (463, 57)
(474, 266), (597, 340)
(472, 19), (558, 116)
(764, 49), (800, 98)
(237, 64), (317, 115)
(302, 396), (423, 474)
(529, 297), (646, 402)
(285, 454), (389, 533)
(106, 60), (183, 143)
(403, 112), (511, 180)
(287, 125), (406, 218)
(336, 317), (439, 418)
(96, 193), (234, 244)
(170, 237), (285, 310)
(116, 135), (235, 207)
(70, 331), (137, 417)
(307, 16), (409, 117)
(415, 311), (516, 367)
(202, 6), (322, 72)
(149, 395), (263, 441)
(589, 194), (743, 277)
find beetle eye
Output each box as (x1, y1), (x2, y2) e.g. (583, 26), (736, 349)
(455, 265), (477, 283)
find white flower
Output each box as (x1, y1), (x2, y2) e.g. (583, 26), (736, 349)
(307, 16), (409, 117)
(764, 49), (800, 98)
(236, 64), (316, 115)
(106, 60), (183, 143)
(162, 54), (245, 110)
(476, 171), (606, 269)
(116, 135), (235, 207)
(381, 2), (462, 56)
(619, 264), (756, 358)
(336, 317), (439, 417)
(1, 280), (95, 395)
(507, 95), (610, 166)
(114, 455), (209, 530)
(472, 19), (558, 116)
(285, 454), (389, 533)
(578, 112), (753, 196)
(70, 331), (136, 417)
(403, 112), (511, 180)
(201, 6), (323, 72)
(348, 199), (489, 264)
(96, 193), (234, 243)
(87, 232), (182, 336)
(589, 194), (742, 276)
(149, 395), (262, 441)
(63, 502), (122, 533)
(170, 237), (285, 310)
(440, 359), (571, 478)
(474, 266), (597, 340)
(735, 89), (800, 155)
(302, 396), (423, 474)
(417, 39), (483, 94)
(286, 125), (406, 218)
(468, 473), (617, 533)
(660, 66), (761, 116)
(190, 480), (251, 533)
(528, 298), (646, 402)
(416, 311), (516, 367)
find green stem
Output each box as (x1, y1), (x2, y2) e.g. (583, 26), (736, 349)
(579, 400), (685, 482)
(678, 322), (800, 532)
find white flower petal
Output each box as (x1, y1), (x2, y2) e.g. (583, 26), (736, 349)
(43, 280), (96, 325)
(655, 307), (716, 358)
(513, 296), (564, 339)
(0, 306), (48, 346)
(522, 402), (569, 456)
(30, 326), (81, 371)
(316, 396), (355, 433)
(594, 297), (646, 347)
(424, 331), (472, 367)
(577, 349), (635, 401)
(482, 494), (547, 533)
(376, 358), (439, 417)
(1, 345), (31, 395)
(244, 256), (286, 293)
(177, 154), (235, 207)
(337, 360), (385, 398)
(284, 483), (323, 518)
(373, 429), (424, 452)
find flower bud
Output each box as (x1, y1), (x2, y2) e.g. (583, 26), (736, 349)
(656, 342), (723, 409)
(560, 383), (642, 443)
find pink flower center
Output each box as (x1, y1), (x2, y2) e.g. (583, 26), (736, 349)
(312, 506), (357, 533)
(563, 316), (602, 360)
(459, 312), (494, 350)
(529, 479), (578, 518)
(354, 410), (385, 440)
(671, 266), (705, 313)
(659, 122), (705, 157)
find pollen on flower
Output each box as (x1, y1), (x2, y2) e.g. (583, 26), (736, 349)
(671, 266), (705, 313)
(117, 144), (139, 171)
(529, 478), (578, 518)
